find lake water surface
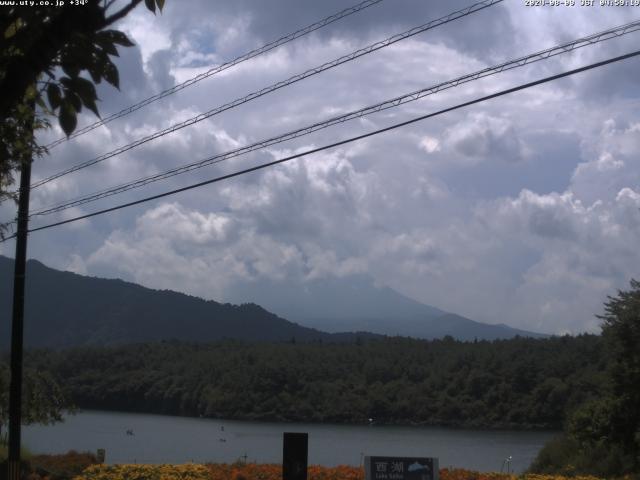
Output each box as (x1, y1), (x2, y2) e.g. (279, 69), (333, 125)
(24, 410), (556, 473)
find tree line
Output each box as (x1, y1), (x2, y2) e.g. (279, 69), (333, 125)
(19, 334), (606, 430)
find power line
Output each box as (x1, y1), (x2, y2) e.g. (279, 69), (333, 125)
(44, 0), (386, 149)
(8, 49), (636, 239)
(30, 0), (502, 190)
(29, 20), (640, 218)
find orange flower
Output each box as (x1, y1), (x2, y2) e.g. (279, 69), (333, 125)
(73, 462), (611, 480)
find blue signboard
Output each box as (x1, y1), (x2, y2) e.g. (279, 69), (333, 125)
(365, 456), (439, 480)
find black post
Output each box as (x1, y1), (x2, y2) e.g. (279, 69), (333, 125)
(283, 432), (308, 480)
(7, 145), (33, 480)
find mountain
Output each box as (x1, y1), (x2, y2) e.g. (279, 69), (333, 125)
(0, 256), (358, 349)
(0, 256), (546, 349)
(226, 274), (445, 321)
(224, 274), (548, 341)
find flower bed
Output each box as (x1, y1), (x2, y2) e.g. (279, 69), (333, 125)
(73, 463), (211, 480)
(69, 463), (610, 480)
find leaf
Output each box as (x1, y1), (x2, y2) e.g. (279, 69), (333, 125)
(156, 0), (165, 12)
(61, 62), (81, 78)
(82, 96), (100, 118)
(47, 83), (62, 110)
(73, 77), (100, 117)
(64, 90), (82, 112)
(99, 30), (134, 47)
(87, 68), (101, 84)
(103, 61), (119, 89)
(4, 19), (23, 39)
(144, 0), (156, 13)
(35, 95), (48, 112)
(24, 84), (37, 101)
(87, 53), (105, 83)
(98, 39), (119, 56)
(59, 76), (72, 89)
(59, 102), (77, 137)
(72, 76), (96, 96)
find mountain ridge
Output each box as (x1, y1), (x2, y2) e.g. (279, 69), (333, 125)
(0, 256), (343, 348)
(0, 255), (546, 348)
(226, 273), (547, 340)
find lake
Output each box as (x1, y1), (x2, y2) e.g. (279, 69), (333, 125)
(24, 410), (556, 473)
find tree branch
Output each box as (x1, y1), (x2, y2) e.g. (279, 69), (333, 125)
(103, 0), (144, 27)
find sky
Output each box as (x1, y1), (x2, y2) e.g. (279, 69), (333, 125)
(2, 0), (639, 335)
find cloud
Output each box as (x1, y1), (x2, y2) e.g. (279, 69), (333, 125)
(419, 136), (441, 154)
(571, 119), (640, 205)
(443, 112), (528, 164)
(118, 7), (172, 66)
(82, 200), (369, 300)
(19, 0), (640, 337)
(467, 156), (640, 333)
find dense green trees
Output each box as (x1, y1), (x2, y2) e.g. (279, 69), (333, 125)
(0, 362), (69, 444)
(23, 334), (605, 430)
(600, 279), (640, 461)
(530, 280), (640, 477)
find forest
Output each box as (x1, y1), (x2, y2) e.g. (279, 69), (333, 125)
(3, 278), (639, 477)
(20, 334), (606, 430)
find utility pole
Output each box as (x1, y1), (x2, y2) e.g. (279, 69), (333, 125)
(6, 106), (34, 480)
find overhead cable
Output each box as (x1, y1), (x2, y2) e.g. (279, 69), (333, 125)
(44, 0), (386, 149)
(29, 20), (640, 218)
(7, 49), (635, 239)
(30, 0), (503, 190)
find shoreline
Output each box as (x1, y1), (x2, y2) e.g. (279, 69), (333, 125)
(67, 407), (561, 433)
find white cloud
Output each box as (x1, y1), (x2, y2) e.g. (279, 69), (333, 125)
(119, 9), (172, 67)
(571, 119), (640, 205)
(22, 0), (640, 337)
(419, 136), (440, 154)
